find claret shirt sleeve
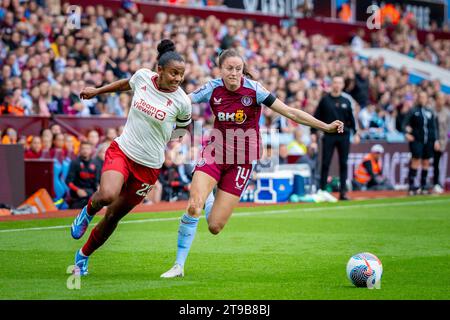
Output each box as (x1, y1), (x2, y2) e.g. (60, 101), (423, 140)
(190, 81), (215, 104)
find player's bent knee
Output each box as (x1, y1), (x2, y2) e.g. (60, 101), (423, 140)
(208, 223), (223, 235)
(98, 189), (120, 205)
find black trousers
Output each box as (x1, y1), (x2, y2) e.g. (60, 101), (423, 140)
(433, 150), (442, 185)
(320, 134), (350, 194)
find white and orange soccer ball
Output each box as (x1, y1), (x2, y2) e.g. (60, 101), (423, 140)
(346, 252), (383, 288)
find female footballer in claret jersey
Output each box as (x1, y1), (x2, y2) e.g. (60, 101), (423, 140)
(161, 49), (344, 278)
(70, 40), (192, 275)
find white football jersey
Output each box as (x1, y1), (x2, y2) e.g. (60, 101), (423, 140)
(115, 68), (192, 168)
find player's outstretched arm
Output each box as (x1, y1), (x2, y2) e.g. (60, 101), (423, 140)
(268, 98), (344, 134)
(80, 79), (131, 99)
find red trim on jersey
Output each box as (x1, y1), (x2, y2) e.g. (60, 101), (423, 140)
(151, 75), (177, 93)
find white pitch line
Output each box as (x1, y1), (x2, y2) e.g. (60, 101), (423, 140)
(0, 198), (448, 234)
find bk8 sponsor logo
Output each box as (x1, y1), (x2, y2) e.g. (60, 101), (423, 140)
(217, 109), (247, 124)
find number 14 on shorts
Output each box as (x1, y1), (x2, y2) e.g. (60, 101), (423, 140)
(235, 166), (251, 190)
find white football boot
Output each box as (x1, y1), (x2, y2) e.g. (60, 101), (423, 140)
(433, 184), (444, 194)
(160, 264), (184, 278)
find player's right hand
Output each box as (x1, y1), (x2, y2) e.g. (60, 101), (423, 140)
(325, 120), (344, 134)
(80, 87), (98, 100)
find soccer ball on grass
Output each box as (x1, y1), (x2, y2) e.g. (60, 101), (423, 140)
(346, 252), (382, 288)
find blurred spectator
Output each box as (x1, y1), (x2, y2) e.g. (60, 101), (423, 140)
(349, 66), (370, 109)
(24, 136), (43, 159)
(220, 21), (237, 50)
(395, 98), (414, 133)
(86, 129), (100, 152)
(367, 106), (388, 139)
(297, 140), (320, 190)
(50, 124), (62, 136)
(66, 142), (101, 209)
(49, 132), (71, 203)
(432, 92), (449, 193)
(358, 104), (376, 133)
(104, 127), (118, 144)
(353, 144), (393, 191)
(121, 0), (138, 14)
(50, 132), (68, 163)
(287, 128), (307, 162)
(262, 106), (291, 134)
(0, 91), (25, 115)
(296, 0), (313, 18)
(351, 28), (366, 50)
(1, 127), (17, 144)
(40, 128), (53, 158)
(278, 144), (288, 165)
(159, 151), (190, 202)
(65, 133), (78, 160)
(254, 144), (276, 173)
(94, 141), (110, 168)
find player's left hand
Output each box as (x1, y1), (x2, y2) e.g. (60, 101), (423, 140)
(434, 141), (441, 152)
(325, 120), (344, 134)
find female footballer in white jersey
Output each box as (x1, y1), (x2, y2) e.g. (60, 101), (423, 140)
(70, 40), (192, 275)
(160, 48), (344, 278)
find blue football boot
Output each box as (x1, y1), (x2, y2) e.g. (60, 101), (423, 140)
(71, 205), (94, 240)
(74, 249), (89, 276)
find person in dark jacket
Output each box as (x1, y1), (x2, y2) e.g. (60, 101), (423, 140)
(66, 142), (101, 208)
(312, 75), (360, 200)
(350, 67), (370, 109)
(403, 91), (439, 195)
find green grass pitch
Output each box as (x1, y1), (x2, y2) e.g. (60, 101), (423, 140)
(0, 195), (449, 300)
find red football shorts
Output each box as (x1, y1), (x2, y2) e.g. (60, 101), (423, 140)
(102, 141), (160, 206)
(194, 158), (254, 197)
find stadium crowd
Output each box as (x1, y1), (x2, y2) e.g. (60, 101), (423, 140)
(0, 0), (449, 206)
